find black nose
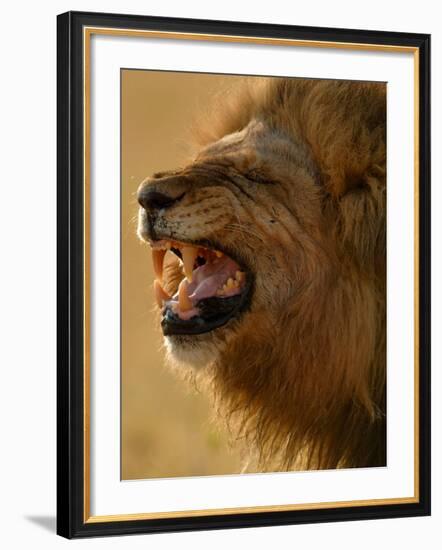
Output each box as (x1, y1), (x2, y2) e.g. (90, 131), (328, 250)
(138, 190), (184, 212)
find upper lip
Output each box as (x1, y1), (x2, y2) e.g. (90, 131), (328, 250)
(148, 236), (250, 276)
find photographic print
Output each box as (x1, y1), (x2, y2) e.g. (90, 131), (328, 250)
(122, 71), (387, 479)
(57, 11), (430, 538)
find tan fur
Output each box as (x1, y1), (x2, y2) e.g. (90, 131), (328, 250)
(138, 77), (386, 471)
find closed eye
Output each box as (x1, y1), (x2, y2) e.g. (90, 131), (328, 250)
(245, 169), (276, 185)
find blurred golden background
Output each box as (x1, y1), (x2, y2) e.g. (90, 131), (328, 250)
(121, 70), (245, 479)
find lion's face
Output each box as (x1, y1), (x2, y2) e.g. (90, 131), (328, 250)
(136, 78), (386, 470)
(137, 119), (329, 366)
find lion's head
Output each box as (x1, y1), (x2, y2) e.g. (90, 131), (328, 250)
(137, 78), (386, 471)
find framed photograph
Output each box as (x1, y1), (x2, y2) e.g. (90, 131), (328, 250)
(57, 11), (431, 538)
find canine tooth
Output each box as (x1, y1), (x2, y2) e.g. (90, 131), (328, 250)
(152, 249), (166, 280)
(153, 280), (170, 307)
(178, 279), (193, 311)
(227, 278), (234, 288)
(236, 271), (245, 282)
(215, 250), (223, 258)
(182, 246), (198, 281)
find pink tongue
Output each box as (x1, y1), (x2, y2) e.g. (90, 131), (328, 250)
(167, 256), (242, 320)
(188, 256), (240, 301)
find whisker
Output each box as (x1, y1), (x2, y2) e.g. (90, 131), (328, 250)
(224, 222), (265, 243)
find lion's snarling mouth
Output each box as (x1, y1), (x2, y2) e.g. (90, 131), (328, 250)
(149, 239), (252, 336)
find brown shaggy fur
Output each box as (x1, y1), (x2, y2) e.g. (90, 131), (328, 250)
(138, 77), (386, 471)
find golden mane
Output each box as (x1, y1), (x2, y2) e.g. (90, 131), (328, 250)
(196, 78), (386, 470)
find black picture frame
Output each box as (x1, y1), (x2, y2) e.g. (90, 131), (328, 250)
(57, 10), (431, 539)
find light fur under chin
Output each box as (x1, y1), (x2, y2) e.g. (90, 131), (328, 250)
(164, 319), (241, 369)
(164, 336), (219, 369)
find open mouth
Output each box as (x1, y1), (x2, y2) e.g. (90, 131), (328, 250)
(149, 239), (252, 336)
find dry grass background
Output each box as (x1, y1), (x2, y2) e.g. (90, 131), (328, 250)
(121, 69), (245, 479)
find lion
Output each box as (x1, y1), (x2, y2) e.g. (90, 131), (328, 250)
(137, 77), (386, 472)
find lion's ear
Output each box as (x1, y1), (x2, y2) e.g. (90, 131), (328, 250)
(296, 81), (386, 198)
(318, 134), (386, 199)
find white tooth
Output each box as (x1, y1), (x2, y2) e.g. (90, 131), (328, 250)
(154, 280), (170, 307)
(227, 277), (234, 288)
(215, 250), (223, 258)
(152, 249), (166, 280)
(178, 279), (193, 311)
(182, 246), (198, 282)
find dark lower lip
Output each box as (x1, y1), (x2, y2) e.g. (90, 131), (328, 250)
(161, 280), (253, 336)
